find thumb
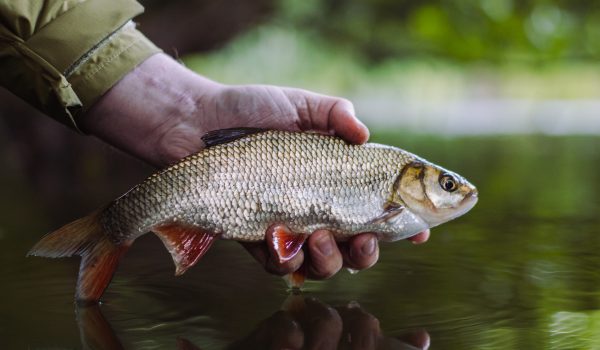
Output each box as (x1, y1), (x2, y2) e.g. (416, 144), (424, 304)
(283, 88), (370, 144)
(328, 98), (370, 145)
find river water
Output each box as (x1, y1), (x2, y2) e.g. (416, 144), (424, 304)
(2, 133), (599, 349)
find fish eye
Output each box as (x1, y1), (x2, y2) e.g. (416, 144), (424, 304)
(439, 173), (458, 192)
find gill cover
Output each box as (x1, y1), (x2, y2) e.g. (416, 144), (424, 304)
(395, 161), (478, 227)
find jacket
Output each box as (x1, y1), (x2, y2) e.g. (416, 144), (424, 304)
(0, 0), (161, 131)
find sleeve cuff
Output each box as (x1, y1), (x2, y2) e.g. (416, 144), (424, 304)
(0, 0), (161, 131)
(67, 24), (162, 121)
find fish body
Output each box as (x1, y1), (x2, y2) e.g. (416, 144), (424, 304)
(107, 131), (426, 244)
(29, 129), (478, 303)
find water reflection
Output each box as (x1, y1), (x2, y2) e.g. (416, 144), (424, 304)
(77, 296), (430, 350)
(77, 305), (124, 350)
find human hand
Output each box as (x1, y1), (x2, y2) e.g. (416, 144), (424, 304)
(199, 84), (430, 279)
(226, 297), (431, 350)
(82, 53), (430, 281)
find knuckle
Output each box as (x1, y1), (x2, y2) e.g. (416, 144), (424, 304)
(265, 258), (293, 275)
(309, 258), (342, 280)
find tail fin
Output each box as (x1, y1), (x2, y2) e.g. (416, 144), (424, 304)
(28, 210), (129, 304)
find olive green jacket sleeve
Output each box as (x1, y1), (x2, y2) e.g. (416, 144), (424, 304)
(0, 0), (161, 130)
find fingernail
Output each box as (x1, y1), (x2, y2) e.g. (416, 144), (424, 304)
(316, 234), (334, 256)
(361, 237), (376, 256)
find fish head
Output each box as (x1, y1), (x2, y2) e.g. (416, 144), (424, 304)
(395, 161), (478, 228)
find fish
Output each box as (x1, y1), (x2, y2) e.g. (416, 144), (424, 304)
(28, 128), (478, 303)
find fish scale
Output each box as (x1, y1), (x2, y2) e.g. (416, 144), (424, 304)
(103, 131), (409, 243)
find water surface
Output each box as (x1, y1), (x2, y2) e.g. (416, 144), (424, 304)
(2, 134), (599, 349)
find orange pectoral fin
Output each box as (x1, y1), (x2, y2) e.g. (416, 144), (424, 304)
(152, 223), (217, 276)
(267, 224), (307, 264)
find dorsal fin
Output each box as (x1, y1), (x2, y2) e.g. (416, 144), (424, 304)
(201, 127), (267, 148)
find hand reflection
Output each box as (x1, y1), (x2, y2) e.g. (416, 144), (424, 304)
(227, 296), (430, 350)
(76, 296), (430, 350)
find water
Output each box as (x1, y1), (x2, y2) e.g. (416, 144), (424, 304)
(2, 134), (600, 349)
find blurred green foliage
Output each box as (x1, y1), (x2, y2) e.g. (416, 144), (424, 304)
(275, 0), (600, 63)
(186, 26), (600, 100)
(185, 0), (600, 101)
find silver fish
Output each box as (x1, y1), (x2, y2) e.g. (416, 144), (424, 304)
(29, 129), (478, 303)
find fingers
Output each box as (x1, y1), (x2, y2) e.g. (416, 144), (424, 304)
(243, 227), (425, 280)
(397, 329), (431, 350)
(296, 298), (343, 349)
(408, 229), (430, 244)
(300, 230), (380, 279)
(242, 229), (346, 279)
(241, 241), (304, 276)
(305, 230), (344, 279)
(340, 233), (380, 270)
(230, 294), (430, 350)
(228, 310), (304, 350)
(242, 229), (357, 280)
(283, 88), (369, 145)
(261, 311), (304, 350)
(337, 302), (382, 350)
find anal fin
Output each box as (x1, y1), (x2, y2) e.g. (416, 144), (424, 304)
(152, 223), (217, 276)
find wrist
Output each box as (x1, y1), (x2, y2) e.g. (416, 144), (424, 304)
(82, 53), (222, 167)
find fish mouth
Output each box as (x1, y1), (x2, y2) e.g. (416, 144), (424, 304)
(462, 189), (478, 203)
(428, 188), (477, 226)
(459, 189), (479, 213)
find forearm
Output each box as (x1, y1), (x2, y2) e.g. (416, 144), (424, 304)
(81, 53), (222, 167)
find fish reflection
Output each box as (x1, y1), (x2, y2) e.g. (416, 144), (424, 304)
(76, 296), (430, 350)
(76, 305), (124, 350)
